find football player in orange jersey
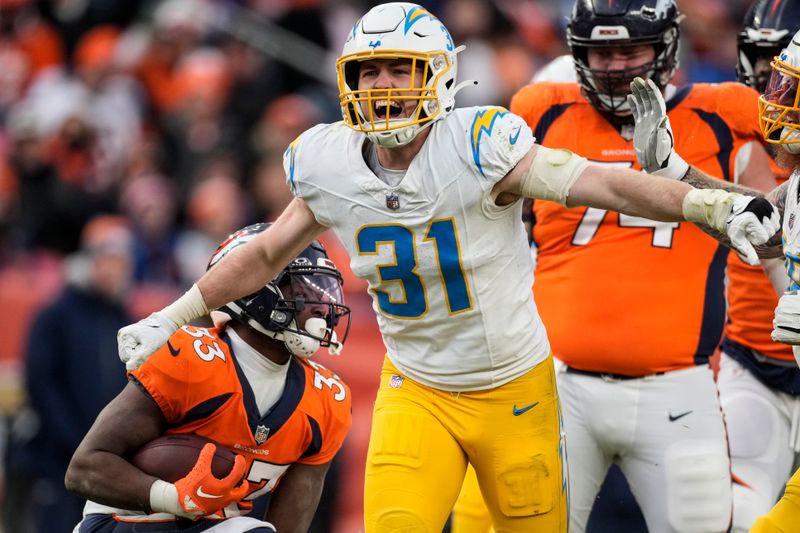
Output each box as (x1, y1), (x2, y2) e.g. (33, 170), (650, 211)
(65, 223), (352, 533)
(488, 1), (780, 532)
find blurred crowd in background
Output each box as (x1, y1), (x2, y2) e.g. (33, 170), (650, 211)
(0, 0), (769, 531)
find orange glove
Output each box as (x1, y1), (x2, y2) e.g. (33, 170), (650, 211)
(150, 443), (251, 519)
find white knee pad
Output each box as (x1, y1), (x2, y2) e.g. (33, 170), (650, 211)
(665, 440), (732, 533)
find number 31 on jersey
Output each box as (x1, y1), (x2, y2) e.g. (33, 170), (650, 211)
(356, 217), (473, 319)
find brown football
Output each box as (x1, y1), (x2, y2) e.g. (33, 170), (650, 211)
(129, 434), (237, 483)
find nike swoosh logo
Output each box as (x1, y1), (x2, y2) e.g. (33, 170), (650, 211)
(513, 402), (539, 416)
(196, 486), (222, 499)
(509, 127), (521, 145)
(668, 410), (693, 422)
(167, 341), (181, 357)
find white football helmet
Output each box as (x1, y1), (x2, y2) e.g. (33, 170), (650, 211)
(759, 29), (800, 153)
(336, 2), (469, 148)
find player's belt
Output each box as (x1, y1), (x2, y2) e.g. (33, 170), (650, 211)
(564, 366), (666, 382)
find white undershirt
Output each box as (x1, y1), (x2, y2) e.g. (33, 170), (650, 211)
(226, 327), (290, 417)
(365, 142), (407, 187)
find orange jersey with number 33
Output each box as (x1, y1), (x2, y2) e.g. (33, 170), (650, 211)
(511, 81), (764, 375)
(129, 323), (352, 515)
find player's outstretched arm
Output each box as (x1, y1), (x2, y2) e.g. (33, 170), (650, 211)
(266, 461), (332, 533)
(118, 197), (326, 370)
(495, 145), (779, 265)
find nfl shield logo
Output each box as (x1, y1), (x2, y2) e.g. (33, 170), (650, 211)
(790, 212), (796, 230)
(254, 425), (270, 445)
(386, 193), (400, 210)
(389, 374), (404, 388)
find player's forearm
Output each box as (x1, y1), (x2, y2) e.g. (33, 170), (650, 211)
(195, 198), (325, 316)
(65, 450), (156, 512)
(763, 257), (790, 295)
(680, 165), (763, 195)
(569, 165), (691, 221)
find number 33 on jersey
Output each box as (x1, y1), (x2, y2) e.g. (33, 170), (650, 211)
(127, 324), (351, 517)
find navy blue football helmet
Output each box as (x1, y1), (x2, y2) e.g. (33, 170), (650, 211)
(208, 223), (350, 357)
(737, 0), (800, 93)
(567, 0), (681, 120)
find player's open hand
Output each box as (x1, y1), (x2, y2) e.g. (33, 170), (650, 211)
(117, 312), (178, 371)
(627, 77), (689, 179)
(726, 196), (781, 265)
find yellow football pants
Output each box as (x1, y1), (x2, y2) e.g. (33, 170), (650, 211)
(749, 467), (800, 532)
(453, 464), (494, 533)
(364, 355), (567, 533)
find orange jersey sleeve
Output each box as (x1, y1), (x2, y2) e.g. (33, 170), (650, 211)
(129, 325), (351, 512)
(512, 82), (763, 375)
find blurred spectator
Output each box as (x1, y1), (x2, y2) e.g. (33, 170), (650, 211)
(22, 25), (144, 190)
(118, 172), (180, 285)
(5, 215), (134, 533)
(0, 160), (18, 260)
(253, 93), (324, 158)
(5, 106), (113, 254)
(678, 0), (740, 83)
(132, 0), (215, 115)
(0, 0), (64, 118)
(251, 150), (295, 222)
(174, 172), (249, 286)
(159, 47), (241, 202)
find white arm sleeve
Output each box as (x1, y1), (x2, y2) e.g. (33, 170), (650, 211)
(519, 146), (589, 206)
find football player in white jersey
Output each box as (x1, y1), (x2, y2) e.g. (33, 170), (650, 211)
(116, 3), (780, 532)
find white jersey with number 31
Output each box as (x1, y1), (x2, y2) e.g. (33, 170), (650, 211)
(284, 106), (550, 391)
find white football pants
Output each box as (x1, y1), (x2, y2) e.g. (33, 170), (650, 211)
(556, 364), (731, 533)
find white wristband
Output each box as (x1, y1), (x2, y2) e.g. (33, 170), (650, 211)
(653, 152), (689, 180)
(161, 284), (209, 328)
(681, 188), (739, 232)
(149, 479), (183, 515)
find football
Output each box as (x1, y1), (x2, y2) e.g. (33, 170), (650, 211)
(130, 433), (237, 483)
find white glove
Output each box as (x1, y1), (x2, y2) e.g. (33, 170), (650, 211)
(118, 312), (179, 371)
(772, 291), (800, 345)
(726, 195), (781, 265)
(627, 77), (689, 179)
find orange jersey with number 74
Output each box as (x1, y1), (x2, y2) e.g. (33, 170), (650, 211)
(129, 323), (351, 516)
(511, 81), (763, 375)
